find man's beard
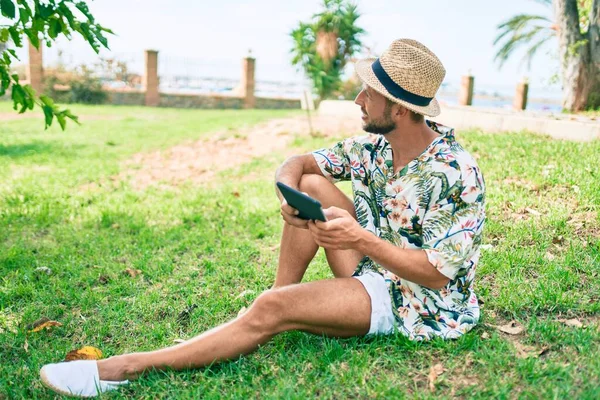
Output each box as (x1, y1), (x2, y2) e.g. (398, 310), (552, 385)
(362, 103), (396, 134)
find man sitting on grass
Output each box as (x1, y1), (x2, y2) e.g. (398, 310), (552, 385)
(40, 38), (486, 397)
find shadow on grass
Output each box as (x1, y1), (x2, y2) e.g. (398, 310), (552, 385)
(0, 142), (57, 158)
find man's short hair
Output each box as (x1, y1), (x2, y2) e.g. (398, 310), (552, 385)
(409, 110), (425, 123)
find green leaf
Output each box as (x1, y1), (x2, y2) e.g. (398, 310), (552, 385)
(48, 18), (62, 39)
(25, 30), (39, 49)
(1, 0), (15, 19)
(95, 29), (108, 48)
(42, 104), (54, 128)
(76, 2), (94, 22)
(58, 3), (76, 29)
(18, 4), (30, 24)
(100, 26), (114, 35)
(38, 3), (54, 19)
(8, 26), (21, 47)
(39, 95), (55, 107)
(0, 28), (9, 43)
(62, 109), (80, 124)
(56, 112), (66, 130)
(24, 84), (37, 99)
(11, 84), (24, 110)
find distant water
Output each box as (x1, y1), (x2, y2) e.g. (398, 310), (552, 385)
(154, 76), (565, 113)
(437, 94), (562, 113)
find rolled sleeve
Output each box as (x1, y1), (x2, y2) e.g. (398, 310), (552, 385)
(421, 176), (485, 281)
(311, 139), (352, 183)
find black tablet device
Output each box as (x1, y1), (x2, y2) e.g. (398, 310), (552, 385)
(276, 182), (327, 222)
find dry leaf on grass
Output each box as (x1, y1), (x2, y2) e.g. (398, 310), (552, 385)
(513, 342), (550, 359)
(545, 252), (556, 261)
(558, 318), (584, 328)
(27, 317), (62, 333)
(268, 244), (280, 252)
(235, 289), (255, 299)
(525, 207), (542, 216)
(427, 363), (444, 392)
(481, 331), (490, 340)
(65, 346), (103, 361)
(24, 339), (29, 353)
(491, 320), (524, 335)
(231, 191), (241, 198)
(124, 268), (142, 278)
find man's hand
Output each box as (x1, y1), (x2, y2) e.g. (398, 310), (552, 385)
(280, 199), (309, 229)
(307, 207), (365, 250)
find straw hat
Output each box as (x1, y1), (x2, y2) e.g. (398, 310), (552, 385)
(355, 39), (446, 117)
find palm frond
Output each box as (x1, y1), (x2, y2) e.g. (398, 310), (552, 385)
(522, 33), (555, 69)
(493, 13), (556, 69)
(493, 15), (551, 48)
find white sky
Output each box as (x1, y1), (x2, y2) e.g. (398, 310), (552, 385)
(14, 0), (561, 95)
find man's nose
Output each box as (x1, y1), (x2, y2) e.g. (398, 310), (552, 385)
(354, 89), (365, 106)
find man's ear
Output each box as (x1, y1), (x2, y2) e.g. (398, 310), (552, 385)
(393, 104), (409, 119)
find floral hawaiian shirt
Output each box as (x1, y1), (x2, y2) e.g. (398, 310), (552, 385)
(312, 121), (486, 340)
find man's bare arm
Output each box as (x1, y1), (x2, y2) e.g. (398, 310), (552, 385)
(274, 154), (323, 200)
(356, 232), (450, 290)
(275, 154), (325, 229)
(307, 207), (450, 290)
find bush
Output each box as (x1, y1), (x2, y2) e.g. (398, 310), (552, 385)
(68, 77), (106, 104)
(44, 65), (107, 105)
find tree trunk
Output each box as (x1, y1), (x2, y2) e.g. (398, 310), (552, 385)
(553, 0), (599, 111)
(316, 30), (339, 66)
(588, 0), (600, 108)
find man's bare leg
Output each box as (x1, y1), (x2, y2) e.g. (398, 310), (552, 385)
(96, 278), (371, 381)
(274, 174), (364, 288)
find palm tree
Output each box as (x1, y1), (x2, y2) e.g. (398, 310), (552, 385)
(494, 0), (599, 111)
(290, 0), (364, 100)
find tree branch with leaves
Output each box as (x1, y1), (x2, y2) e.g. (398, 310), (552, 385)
(493, 0), (599, 111)
(0, 0), (112, 129)
(290, 0), (364, 101)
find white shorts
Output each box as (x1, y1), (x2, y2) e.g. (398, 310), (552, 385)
(353, 270), (397, 336)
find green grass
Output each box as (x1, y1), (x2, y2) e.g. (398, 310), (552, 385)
(1, 103), (599, 399)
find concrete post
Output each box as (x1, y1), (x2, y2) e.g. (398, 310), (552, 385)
(144, 50), (159, 107)
(513, 79), (529, 111)
(241, 57), (255, 109)
(458, 75), (474, 106)
(28, 40), (44, 94)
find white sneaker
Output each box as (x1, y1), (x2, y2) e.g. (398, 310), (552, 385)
(40, 360), (129, 398)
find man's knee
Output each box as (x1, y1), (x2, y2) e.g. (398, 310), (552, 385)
(298, 174), (332, 199)
(298, 174), (355, 216)
(245, 289), (288, 334)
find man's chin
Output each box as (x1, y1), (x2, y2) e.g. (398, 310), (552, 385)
(363, 124), (393, 135)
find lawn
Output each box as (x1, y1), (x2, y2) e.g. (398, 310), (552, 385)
(0, 103), (599, 399)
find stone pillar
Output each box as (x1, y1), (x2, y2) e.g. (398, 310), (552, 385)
(144, 50), (159, 107)
(241, 56), (255, 109)
(28, 41), (44, 94)
(513, 79), (529, 110)
(458, 75), (474, 106)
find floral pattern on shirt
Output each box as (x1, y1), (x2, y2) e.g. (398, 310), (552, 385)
(312, 121), (486, 341)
